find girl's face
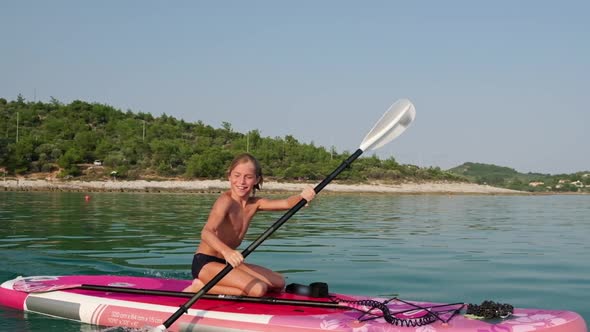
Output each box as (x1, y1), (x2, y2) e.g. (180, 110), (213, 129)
(228, 161), (259, 198)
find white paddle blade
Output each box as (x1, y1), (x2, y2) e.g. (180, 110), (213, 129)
(359, 99), (416, 151)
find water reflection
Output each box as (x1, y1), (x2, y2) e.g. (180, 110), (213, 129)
(1, 191), (589, 329)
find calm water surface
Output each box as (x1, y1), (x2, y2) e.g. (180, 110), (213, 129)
(0, 191), (589, 331)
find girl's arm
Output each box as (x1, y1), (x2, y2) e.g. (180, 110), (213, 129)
(257, 186), (316, 211)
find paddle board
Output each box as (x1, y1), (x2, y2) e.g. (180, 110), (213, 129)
(1, 275), (587, 332)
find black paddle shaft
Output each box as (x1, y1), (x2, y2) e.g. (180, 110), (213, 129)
(161, 148), (364, 328)
(80, 284), (342, 308)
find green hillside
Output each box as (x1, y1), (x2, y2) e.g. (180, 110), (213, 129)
(2, 95), (587, 192)
(0, 95), (461, 184)
(448, 162), (590, 192)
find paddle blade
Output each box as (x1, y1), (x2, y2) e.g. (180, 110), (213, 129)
(359, 99), (416, 151)
(12, 276), (80, 293)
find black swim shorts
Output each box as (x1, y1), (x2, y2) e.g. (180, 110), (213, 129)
(191, 253), (227, 279)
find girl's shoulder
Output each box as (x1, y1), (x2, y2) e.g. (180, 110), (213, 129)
(248, 196), (264, 205)
(249, 196), (269, 210)
(213, 191), (234, 207)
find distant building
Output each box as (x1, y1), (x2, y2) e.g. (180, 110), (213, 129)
(528, 181), (544, 187)
(93, 160), (103, 166)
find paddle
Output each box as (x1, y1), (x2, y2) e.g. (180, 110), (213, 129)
(156, 98), (416, 331)
(13, 278), (343, 308)
(86, 284), (346, 308)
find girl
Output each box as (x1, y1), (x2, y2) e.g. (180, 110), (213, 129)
(183, 153), (316, 297)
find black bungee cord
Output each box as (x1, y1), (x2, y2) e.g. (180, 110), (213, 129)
(331, 296), (465, 327)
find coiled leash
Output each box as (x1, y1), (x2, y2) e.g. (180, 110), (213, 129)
(287, 282), (465, 327)
(333, 296), (465, 327)
(466, 300), (514, 319)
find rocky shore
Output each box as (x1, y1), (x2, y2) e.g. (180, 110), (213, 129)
(1, 178), (524, 194)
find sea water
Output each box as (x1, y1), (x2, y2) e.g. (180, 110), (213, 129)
(1, 191), (588, 331)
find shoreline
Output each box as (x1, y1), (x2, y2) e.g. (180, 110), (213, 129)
(1, 178), (526, 195)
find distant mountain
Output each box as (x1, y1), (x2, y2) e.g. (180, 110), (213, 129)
(447, 162), (589, 192)
(448, 162), (520, 179)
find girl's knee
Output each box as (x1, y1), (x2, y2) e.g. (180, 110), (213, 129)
(268, 272), (285, 290)
(274, 277), (285, 290)
(246, 281), (268, 297)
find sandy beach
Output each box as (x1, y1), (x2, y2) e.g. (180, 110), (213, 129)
(1, 178), (524, 194)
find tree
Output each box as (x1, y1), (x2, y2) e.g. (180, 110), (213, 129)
(57, 147), (83, 176)
(382, 157), (399, 169)
(7, 138), (35, 173)
(246, 129), (261, 152)
(150, 139), (182, 175)
(221, 121), (232, 132)
(16, 94), (26, 105)
(49, 96), (62, 107)
(74, 131), (98, 161)
(185, 149), (233, 178)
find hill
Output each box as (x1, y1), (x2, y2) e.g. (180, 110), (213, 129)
(448, 162), (590, 193)
(2, 96), (587, 193)
(0, 95), (461, 184)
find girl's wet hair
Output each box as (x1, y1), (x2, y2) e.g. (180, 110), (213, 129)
(227, 153), (263, 194)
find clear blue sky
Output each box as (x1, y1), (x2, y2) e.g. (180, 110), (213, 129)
(2, 1), (588, 174)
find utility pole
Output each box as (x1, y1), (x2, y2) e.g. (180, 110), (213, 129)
(142, 120), (146, 142)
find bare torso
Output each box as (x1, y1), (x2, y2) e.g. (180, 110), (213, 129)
(197, 191), (260, 258)
(183, 176), (315, 296)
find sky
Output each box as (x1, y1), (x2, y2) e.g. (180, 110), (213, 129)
(1, 1), (588, 175)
